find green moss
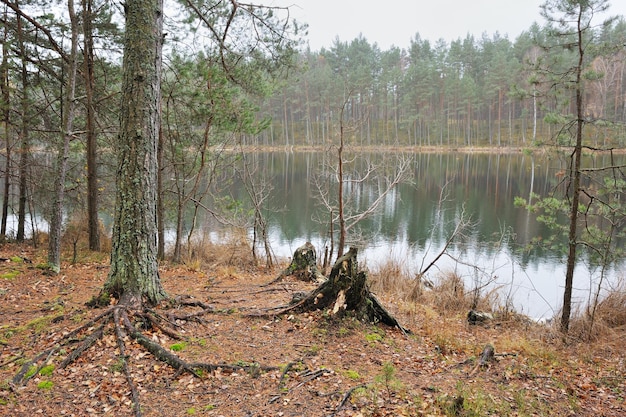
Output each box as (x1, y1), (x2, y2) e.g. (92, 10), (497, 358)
(0, 270), (19, 280)
(37, 380), (54, 390)
(24, 365), (38, 379)
(24, 314), (62, 334)
(86, 292), (111, 308)
(110, 357), (125, 373)
(9, 256), (23, 263)
(365, 332), (383, 343)
(343, 369), (361, 380)
(39, 364), (54, 376)
(170, 342), (188, 352)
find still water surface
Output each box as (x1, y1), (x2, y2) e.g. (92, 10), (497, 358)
(214, 151), (624, 319)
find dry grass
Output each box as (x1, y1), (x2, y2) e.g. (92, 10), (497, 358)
(177, 229), (260, 273)
(567, 277), (626, 342)
(368, 261), (497, 315)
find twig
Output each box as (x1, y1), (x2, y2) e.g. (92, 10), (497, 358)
(327, 384), (367, 416)
(295, 369), (326, 388)
(0, 353), (24, 368)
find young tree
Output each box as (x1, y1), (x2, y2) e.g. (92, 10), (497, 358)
(539, 0), (616, 333)
(47, 0), (79, 273)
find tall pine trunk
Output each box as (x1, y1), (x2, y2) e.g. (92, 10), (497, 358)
(104, 0), (165, 307)
(16, 3), (29, 243)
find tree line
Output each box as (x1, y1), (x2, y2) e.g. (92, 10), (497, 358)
(258, 17), (626, 148)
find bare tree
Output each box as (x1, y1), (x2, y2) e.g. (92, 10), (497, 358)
(314, 93), (412, 265)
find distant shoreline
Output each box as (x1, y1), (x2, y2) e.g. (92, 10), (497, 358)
(213, 144), (626, 155)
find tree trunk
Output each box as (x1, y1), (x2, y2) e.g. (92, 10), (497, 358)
(104, 0), (166, 307)
(83, 0), (100, 252)
(16, 5), (29, 243)
(1, 10), (10, 241)
(561, 7), (586, 334)
(48, 0), (79, 274)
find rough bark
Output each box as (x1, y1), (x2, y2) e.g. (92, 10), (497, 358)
(104, 0), (165, 306)
(1, 9), (10, 241)
(83, 0), (100, 252)
(16, 5), (29, 243)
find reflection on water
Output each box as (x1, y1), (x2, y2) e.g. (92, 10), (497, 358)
(207, 151), (624, 319)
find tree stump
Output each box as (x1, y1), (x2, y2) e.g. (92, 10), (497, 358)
(281, 247), (409, 333)
(274, 242), (326, 283)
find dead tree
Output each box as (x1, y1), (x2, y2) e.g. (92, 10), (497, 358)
(277, 247), (409, 333)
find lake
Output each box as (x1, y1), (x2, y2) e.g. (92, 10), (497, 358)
(208, 150), (624, 319)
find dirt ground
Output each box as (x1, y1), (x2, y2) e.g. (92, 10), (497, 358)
(1, 243), (625, 416)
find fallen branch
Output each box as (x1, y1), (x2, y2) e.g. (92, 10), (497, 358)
(328, 384), (367, 417)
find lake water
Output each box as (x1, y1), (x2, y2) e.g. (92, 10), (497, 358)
(4, 150), (621, 319)
(211, 150), (624, 319)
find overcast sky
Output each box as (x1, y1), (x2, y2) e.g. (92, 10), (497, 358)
(270, 0), (626, 50)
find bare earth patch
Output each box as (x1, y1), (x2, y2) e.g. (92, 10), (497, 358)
(1, 244), (624, 416)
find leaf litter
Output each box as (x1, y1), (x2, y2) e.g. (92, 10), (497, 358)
(0, 244), (624, 416)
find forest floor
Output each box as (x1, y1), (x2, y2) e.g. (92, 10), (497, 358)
(0, 242), (625, 417)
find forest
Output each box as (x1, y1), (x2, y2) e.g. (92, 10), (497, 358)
(1, 0), (626, 246)
(0, 1), (625, 416)
(260, 20), (626, 148)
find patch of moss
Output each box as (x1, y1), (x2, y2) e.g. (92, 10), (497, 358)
(9, 256), (23, 263)
(86, 292), (111, 308)
(25, 314), (62, 334)
(365, 332), (383, 343)
(0, 270), (19, 280)
(36, 380), (54, 390)
(24, 365), (38, 379)
(170, 342), (188, 352)
(39, 364), (54, 376)
(343, 369), (361, 380)
(110, 358), (125, 373)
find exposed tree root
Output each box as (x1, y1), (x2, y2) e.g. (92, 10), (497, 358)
(12, 298), (278, 417)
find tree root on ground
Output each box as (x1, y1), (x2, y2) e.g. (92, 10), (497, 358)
(11, 299), (276, 417)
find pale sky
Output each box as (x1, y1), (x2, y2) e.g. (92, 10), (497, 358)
(270, 0), (626, 50)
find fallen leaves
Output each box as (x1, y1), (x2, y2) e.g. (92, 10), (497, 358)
(0, 245), (625, 416)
